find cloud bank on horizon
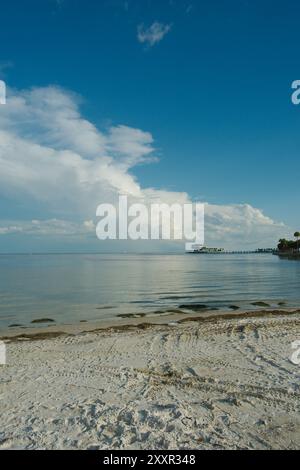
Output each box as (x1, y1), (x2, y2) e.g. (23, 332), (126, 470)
(0, 86), (288, 250)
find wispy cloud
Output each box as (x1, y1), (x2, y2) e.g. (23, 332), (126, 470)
(186, 4), (193, 14)
(137, 22), (172, 47)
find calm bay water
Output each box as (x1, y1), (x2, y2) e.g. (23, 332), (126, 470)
(0, 253), (299, 329)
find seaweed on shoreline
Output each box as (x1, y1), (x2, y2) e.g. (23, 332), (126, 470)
(31, 318), (55, 324)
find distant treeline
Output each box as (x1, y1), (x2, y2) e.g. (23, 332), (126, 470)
(278, 232), (300, 251)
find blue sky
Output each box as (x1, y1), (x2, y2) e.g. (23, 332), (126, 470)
(0, 0), (299, 252)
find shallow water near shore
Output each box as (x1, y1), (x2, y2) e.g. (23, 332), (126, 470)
(0, 253), (299, 329)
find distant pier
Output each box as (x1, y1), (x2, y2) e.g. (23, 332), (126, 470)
(221, 250), (274, 254)
(187, 247), (275, 255)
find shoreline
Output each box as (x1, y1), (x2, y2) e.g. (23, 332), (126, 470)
(1, 307), (300, 342)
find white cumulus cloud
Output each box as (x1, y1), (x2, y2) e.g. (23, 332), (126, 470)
(0, 85), (288, 249)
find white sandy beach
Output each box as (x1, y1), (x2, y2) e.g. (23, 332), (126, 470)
(0, 309), (299, 450)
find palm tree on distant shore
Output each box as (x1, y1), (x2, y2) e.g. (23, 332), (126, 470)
(278, 239), (289, 251)
(294, 232), (300, 252)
